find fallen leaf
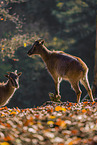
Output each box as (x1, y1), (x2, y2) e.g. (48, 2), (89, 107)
(4, 136), (12, 141)
(55, 106), (62, 111)
(71, 129), (79, 135)
(68, 138), (81, 145)
(10, 111), (17, 115)
(82, 109), (87, 113)
(49, 115), (56, 119)
(55, 106), (66, 111)
(0, 142), (10, 145)
(47, 121), (54, 125)
(55, 119), (66, 128)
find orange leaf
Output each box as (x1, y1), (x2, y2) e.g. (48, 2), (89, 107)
(92, 101), (95, 105)
(4, 136), (12, 141)
(4, 106), (8, 110)
(67, 107), (71, 110)
(49, 115), (56, 119)
(6, 123), (11, 128)
(82, 109), (87, 113)
(55, 119), (66, 127)
(1, 114), (5, 117)
(55, 119), (61, 126)
(47, 108), (53, 113)
(68, 138), (81, 145)
(69, 102), (72, 106)
(1, 48), (4, 51)
(55, 106), (66, 111)
(1, 123), (5, 126)
(71, 129), (78, 135)
(10, 111), (17, 115)
(0, 107), (5, 111)
(83, 101), (88, 105)
(55, 106), (62, 111)
(60, 120), (66, 127)
(15, 107), (20, 113)
(35, 114), (40, 119)
(24, 117), (33, 126)
(17, 109), (20, 113)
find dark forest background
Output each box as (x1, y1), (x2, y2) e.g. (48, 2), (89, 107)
(0, 0), (96, 108)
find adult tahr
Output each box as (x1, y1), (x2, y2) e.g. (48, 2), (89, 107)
(27, 39), (94, 103)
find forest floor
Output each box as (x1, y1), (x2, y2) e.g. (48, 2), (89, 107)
(0, 101), (97, 145)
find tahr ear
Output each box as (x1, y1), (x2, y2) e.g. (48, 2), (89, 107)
(18, 72), (22, 77)
(15, 70), (17, 74)
(5, 74), (9, 78)
(40, 40), (44, 45)
(41, 40), (44, 45)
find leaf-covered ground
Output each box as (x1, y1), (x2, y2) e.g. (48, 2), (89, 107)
(0, 101), (97, 145)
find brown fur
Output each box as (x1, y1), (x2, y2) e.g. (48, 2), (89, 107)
(27, 39), (94, 103)
(0, 71), (22, 107)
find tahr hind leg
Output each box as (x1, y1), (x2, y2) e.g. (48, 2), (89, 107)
(70, 81), (82, 103)
(80, 74), (94, 102)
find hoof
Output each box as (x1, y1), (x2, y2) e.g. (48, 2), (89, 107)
(56, 95), (61, 100)
(49, 92), (55, 101)
(49, 92), (61, 102)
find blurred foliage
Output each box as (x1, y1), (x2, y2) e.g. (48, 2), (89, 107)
(0, 0), (96, 107)
(0, 0), (96, 59)
(52, 0), (96, 43)
(0, 0), (28, 31)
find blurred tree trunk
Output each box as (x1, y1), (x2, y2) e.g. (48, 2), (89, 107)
(92, 16), (97, 98)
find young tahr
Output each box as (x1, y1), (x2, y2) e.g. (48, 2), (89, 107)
(0, 70), (22, 107)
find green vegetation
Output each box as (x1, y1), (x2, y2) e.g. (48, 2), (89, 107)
(0, 0), (96, 108)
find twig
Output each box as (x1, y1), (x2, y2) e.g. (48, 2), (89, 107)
(81, 94), (89, 102)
